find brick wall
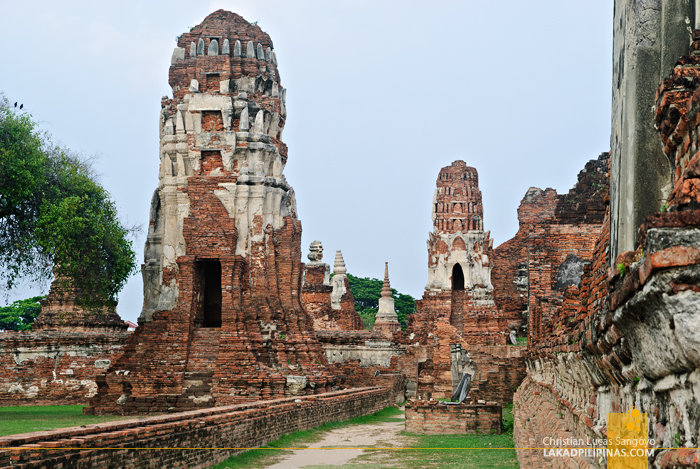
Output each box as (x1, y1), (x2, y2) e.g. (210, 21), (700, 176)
(301, 265), (363, 331)
(467, 345), (526, 404)
(0, 331), (129, 406)
(491, 154), (609, 347)
(0, 388), (391, 469)
(405, 401), (502, 435)
(511, 37), (700, 467)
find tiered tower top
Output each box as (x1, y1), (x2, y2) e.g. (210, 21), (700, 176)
(432, 160), (484, 234)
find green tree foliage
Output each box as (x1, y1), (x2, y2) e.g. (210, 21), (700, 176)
(0, 296), (44, 331)
(346, 273), (416, 330)
(0, 95), (137, 306)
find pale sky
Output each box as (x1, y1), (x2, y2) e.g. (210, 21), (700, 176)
(0, 0), (613, 322)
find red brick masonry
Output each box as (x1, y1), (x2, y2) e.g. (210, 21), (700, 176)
(405, 401), (502, 435)
(0, 331), (129, 406)
(0, 387), (391, 469)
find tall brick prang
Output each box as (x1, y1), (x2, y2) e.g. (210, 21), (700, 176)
(87, 10), (336, 415)
(399, 161), (515, 402)
(415, 160), (506, 346)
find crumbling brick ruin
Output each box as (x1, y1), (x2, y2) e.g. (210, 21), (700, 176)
(512, 3), (700, 468)
(414, 161), (506, 346)
(301, 243), (362, 331)
(1, 276), (129, 406)
(491, 154), (609, 343)
(33, 277), (127, 332)
(405, 401), (502, 435)
(0, 331), (129, 406)
(87, 11), (336, 415)
(10, 3), (700, 466)
(395, 161), (524, 403)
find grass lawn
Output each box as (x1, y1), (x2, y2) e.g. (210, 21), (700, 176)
(211, 404), (518, 469)
(365, 402), (518, 469)
(211, 406), (405, 469)
(1, 403), (519, 468)
(0, 405), (133, 437)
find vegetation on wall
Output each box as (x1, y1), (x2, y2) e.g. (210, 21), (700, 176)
(346, 273), (416, 330)
(0, 94), (137, 307)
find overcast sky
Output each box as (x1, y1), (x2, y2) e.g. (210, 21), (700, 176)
(0, 0), (613, 322)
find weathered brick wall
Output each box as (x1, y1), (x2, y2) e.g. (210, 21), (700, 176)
(301, 265), (362, 331)
(405, 402), (502, 435)
(0, 388), (391, 469)
(513, 35), (700, 468)
(490, 234), (528, 331)
(315, 330), (388, 345)
(467, 345), (526, 405)
(491, 154), (608, 346)
(0, 331), (129, 406)
(513, 377), (598, 469)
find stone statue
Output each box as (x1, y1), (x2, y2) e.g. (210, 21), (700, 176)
(307, 240), (324, 263)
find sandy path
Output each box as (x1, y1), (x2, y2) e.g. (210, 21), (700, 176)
(264, 413), (408, 468)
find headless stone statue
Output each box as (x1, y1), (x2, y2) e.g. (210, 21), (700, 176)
(446, 373), (472, 404)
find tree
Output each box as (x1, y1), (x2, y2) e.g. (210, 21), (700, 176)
(346, 273), (416, 330)
(0, 94), (137, 306)
(0, 296), (44, 331)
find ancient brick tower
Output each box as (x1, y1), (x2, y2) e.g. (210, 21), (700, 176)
(413, 161), (506, 345)
(88, 10), (335, 414)
(33, 277), (126, 332)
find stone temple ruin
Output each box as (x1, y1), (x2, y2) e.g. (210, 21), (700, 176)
(416, 160), (506, 346)
(87, 10), (335, 414)
(401, 161), (524, 401)
(301, 243), (362, 331)
(5, 3), (700, 468)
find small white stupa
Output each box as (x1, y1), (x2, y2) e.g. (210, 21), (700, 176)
(373, 262), (401, 334)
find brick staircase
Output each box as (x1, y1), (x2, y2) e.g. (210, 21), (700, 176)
(176, 328), (221, 409)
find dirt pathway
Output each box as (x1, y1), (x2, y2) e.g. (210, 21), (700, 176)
(263, 412), (411, 468)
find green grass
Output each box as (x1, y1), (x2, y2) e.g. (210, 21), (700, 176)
(0, 405), (133, 437)
(210, 406), (404, 468)
(212, 404), (518, 469)
(502, 402), (514, 433)
(391, 431), (519, 469)
(368, 402), (518, 469)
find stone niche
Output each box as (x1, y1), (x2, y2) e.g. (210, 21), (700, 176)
(87, 10), (336, 415)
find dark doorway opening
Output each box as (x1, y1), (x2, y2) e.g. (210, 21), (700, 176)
(452, 263), (465, 291)
(199, 260), (222, 327)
